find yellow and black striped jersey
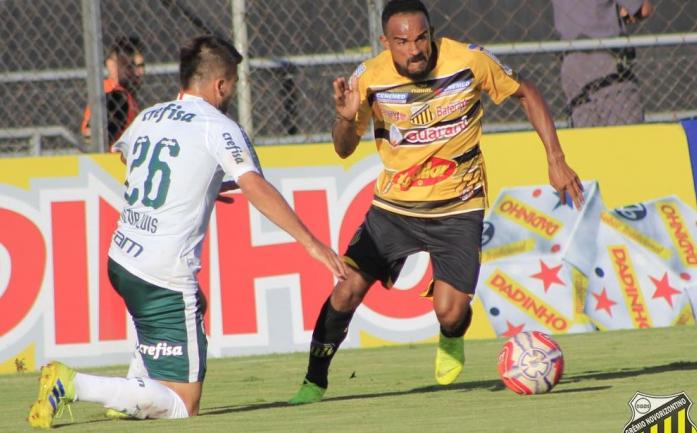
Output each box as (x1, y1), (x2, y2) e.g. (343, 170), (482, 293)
(352, 37), (520, 217)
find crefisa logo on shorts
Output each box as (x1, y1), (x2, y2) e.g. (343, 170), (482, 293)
(624, 391), (696, 433)
(138, 342), (184, 360)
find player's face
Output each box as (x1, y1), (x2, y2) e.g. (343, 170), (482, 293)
(381, 12), (433, 80)
(131, 52), (146, 90)
(106, 53), (135, 87)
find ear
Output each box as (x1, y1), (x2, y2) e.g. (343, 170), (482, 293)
(379, 34), (389, 51)
(215, 78), (225, 95)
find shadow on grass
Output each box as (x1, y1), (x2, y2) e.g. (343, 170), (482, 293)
(559, 360), (697, 384)
(200, 361), (697, 416)
(552, 386), (612, 394)
(53, 361), (697, 422)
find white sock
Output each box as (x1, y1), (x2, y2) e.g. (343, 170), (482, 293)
(73, 373), (188, 419)
(126, 350), (149, 379)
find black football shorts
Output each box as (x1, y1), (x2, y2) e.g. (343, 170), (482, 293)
(344, 206), (483, 294)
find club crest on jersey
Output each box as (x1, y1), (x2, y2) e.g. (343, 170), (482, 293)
(410, 103), (434, 126)
(392, 157), (456, 191)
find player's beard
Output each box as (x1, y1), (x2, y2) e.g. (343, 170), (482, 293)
(393, 45), (437, 81)
(218, 93), (233, 115)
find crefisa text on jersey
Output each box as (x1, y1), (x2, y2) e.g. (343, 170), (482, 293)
(120, 208), (159, 233)
(223, 132), (245, 163)
(141, 103), (196, 123)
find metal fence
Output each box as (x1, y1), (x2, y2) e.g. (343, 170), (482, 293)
(0, 0), (695, 156)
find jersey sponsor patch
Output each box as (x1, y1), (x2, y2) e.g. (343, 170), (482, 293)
(376, 92), (409, 104)
(402, 116), (469, 144)
(351, 63), (366, 79)
(223, 132), (247, 164)
(240, 128), (263, 175)
(442, 79), (473, 95)
(381, 107), (408, 122)
(436, 99), (470, 117)
(138, 341), (184, 360)
(141, 103), (196, 123)
(392, 156), (456, 191)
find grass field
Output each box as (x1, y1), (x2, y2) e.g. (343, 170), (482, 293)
(2, 326), (696, 433)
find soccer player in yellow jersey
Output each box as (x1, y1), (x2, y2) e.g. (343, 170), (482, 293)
(290, 0), (585, 404)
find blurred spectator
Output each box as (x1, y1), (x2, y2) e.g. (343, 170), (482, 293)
(81, 36), (145, 150)
(552, 0), (652, 127)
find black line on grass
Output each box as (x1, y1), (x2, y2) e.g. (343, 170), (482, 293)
(561, 361), (697, 384)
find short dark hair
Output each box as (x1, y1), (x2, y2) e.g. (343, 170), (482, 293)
(107, 35), (142, 59)
(381, 0), (431, 33)
(179, 35), (243, 89)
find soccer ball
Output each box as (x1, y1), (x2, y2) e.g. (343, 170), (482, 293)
(497, 331), (564, 395)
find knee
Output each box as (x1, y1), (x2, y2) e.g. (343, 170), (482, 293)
(330, 271), (371, 312)
(434, 298), (471, 330)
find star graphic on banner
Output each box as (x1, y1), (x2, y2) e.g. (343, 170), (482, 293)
(592, 288), (617, 316)
(650, 272), (681, 308)
(502, 321), (525, 337)
(552, 191), (575, 210)
(530, 260), (565, 292)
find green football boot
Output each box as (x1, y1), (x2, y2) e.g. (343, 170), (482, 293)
(435, 333), (465, 385)
(288, 379), (326, 405)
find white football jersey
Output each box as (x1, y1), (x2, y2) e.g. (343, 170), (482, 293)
(108, 94), (261, 292)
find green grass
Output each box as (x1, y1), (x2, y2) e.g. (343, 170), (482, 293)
(3, 326), (697, 433)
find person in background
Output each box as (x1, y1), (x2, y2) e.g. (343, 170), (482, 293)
(81, 36), (145, 149)
(552, 0), (653, 127)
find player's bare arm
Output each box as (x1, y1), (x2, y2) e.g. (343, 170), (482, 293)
(236, 171), (348, 280)
(513, 79), (585, 209)
(332, 76), (361, 158)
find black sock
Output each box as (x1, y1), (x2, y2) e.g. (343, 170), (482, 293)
(440, 305), (473, 338)
(305, 298), (354, 388)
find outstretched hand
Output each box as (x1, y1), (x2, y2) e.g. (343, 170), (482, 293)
(333, 76), (361, 121)
(305, 238), (349, 281)
(548, 158), (585, 209)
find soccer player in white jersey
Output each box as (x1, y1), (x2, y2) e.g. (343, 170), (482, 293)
(28, 35), (348, 428)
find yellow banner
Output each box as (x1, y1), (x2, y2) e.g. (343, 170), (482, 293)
(608, 245), (652, 328)
(601, 211), (672, 260)
(495, 195), (563, 240)
(656, 201), (697, 268)
(486, 269), (571, 332)
(481, 238), (536, 262)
